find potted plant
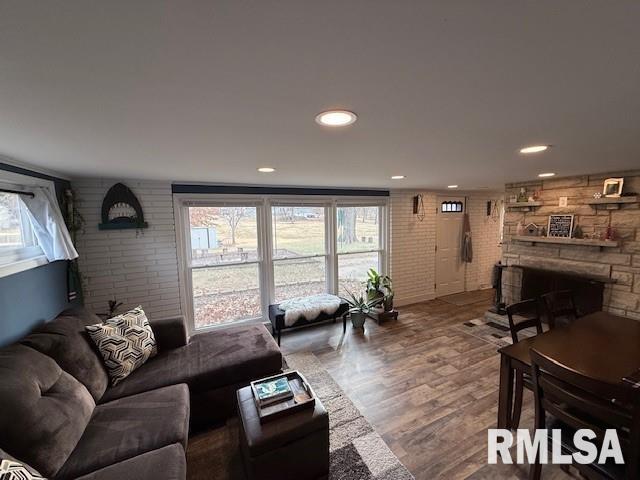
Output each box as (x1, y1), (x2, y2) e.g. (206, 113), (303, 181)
(108, 297), (123, 318)
(366, 268), (394, 312)
(342, 290), (382, 329)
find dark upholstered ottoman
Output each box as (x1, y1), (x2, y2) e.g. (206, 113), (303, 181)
(237, 386), (329, 480)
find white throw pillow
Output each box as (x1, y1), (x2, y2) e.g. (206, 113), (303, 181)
(86, 306), (157, 386)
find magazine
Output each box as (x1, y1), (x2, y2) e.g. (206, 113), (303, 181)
(253, 375), (293, 406)
(257, 378), (313, 419)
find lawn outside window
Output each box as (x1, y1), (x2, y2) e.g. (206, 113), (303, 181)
(336, 206), (384, 296)
(272, 205), (328, 303)
(187, 204), (262, 329)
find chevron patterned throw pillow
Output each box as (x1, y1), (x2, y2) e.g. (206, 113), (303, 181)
(86, 306), (158, 386)
(0, 458), (45, 480)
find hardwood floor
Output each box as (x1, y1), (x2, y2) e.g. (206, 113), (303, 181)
(280, 290), (575, 480)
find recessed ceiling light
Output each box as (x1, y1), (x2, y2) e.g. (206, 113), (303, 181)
(391, 175), (405, 180)
(447, 185), (459, 189)
(315, 110), (357, 127)
(538, 172), (556, 178)
(257, 167), (275, 173)
(520, 145), (549, 154)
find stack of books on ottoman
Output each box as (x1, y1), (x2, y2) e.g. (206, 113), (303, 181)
(250, 371), (315, 422)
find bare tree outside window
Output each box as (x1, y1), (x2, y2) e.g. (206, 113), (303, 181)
(220, 207), (247, 246)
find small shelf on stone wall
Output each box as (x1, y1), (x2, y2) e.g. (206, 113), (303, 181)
(587, 196), (638, 210)
(506, 201), (543, 212)
(511, 235), (619, 249)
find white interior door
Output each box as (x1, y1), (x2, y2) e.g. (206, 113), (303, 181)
(435, 196), (465, 297)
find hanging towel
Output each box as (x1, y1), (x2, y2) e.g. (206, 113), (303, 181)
(461, 213), (473, 263)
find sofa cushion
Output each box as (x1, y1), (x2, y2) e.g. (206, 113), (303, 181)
(0, 345), (95, 478)
(55, 384), (189, 480)
(86, 307), (158, 386)
(150, 316), (188, 350)
(20, 307), (109, 401)
(73, 444), (186, 480)
(0, 448), (44, 479)
(100, 323), (282, 403)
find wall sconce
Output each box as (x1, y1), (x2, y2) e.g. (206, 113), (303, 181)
(413, 194), (425, 221)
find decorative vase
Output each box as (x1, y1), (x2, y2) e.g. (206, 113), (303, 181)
(350, 312), (366, 329)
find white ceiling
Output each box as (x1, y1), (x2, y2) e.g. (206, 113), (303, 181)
(1, 1), (639, 189)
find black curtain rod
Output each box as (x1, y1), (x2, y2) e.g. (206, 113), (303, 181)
(172, 184), (390, 197)
(0, 188), (35, 197)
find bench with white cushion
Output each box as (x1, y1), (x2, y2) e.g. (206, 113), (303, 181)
(268, 294), (349, 345)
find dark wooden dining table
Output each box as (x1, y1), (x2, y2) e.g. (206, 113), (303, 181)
(497, 311), (640, 429)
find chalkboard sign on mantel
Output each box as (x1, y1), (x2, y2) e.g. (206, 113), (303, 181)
(547, 214), (574, 238)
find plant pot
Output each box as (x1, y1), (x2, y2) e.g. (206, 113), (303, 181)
(383, 296), (394, 312)
(350, 312), (366, 329)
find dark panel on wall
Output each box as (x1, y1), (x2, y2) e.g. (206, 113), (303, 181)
(0, 261), (70, 346)
(0, 162), (72, 347)
(172, 183), (390, 197)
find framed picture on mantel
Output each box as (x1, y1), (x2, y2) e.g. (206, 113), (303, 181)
(603, 177), (624, 197)
(547, 214), (574, 238)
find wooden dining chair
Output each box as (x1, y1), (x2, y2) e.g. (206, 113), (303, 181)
(540, 290), (578, 328)
(505, 299), (543, 429)
(529, 348), (640, 480)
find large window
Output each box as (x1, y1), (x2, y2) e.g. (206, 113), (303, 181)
(337, 206), (382, 296)
(0, 191), (43, 270)
(272, 206), (327, 303)
(178, 197), (388, 332)
(187, 205), (261, 328)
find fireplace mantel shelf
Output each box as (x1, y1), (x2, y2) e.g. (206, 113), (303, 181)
(587, 196), (637, 209)
(506, 201), (543, 211)
(511, 235), (619, 248)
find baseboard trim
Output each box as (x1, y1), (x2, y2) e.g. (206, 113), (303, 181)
(394, 292), (436, 307)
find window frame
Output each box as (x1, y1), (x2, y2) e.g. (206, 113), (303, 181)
(270, 203), (330, 304)
(335, 203), (388, 296)
(177, 198), (266, 331)
(174, 193), (389, 334)
(0, 171), (52, 278)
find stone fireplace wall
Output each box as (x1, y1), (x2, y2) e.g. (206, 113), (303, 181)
(501, 170), (640, 320)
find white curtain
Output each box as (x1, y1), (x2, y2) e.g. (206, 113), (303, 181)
(20, 186), (79, 261)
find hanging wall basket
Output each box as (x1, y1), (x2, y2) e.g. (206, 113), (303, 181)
(98, 183), (149, 230)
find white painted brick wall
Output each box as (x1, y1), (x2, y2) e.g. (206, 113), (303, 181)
(73, 179), (502, 318)
(464, 195), (504, 290)
(390, 191), (437, 306)
(73, 179), (182, 320)
(390, 190), (502, 306)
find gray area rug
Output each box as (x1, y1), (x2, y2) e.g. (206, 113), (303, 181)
(187, 352), (414, 480)
(457, 315), (539, 348)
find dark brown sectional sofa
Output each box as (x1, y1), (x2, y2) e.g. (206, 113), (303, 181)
(0, 307), (282, 480)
